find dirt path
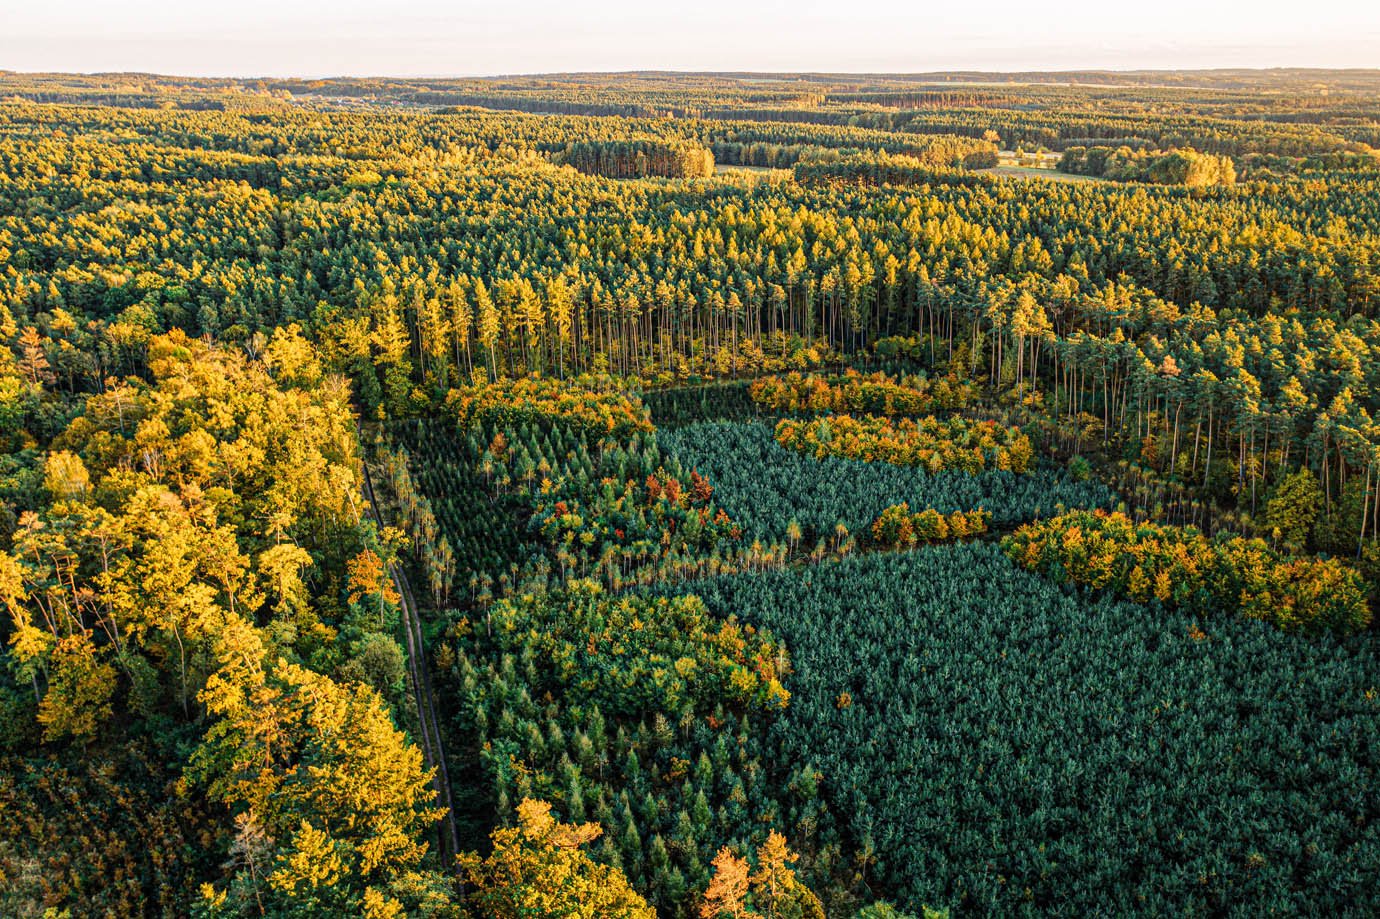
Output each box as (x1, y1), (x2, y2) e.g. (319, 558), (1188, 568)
(362, 462), (462, 872)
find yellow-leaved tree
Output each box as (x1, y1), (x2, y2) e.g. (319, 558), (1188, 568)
(192, 616), (448, 916)
(699, 832), (824, 919)
(460, 798), (655, 919)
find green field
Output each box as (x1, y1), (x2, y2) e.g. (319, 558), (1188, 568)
(714, 163), (782, 174)
(987, 164), (1104, 182)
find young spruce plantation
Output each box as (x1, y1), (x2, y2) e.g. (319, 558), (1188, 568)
(1, 68), (1379, 917)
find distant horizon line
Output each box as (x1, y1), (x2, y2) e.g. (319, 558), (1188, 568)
(7, 65), (1380, 82)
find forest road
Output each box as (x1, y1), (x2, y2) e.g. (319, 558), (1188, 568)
(362, 462), (463, 874)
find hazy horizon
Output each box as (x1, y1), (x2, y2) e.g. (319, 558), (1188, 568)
(4, 0), (1378, 79)
(9, 65), (1380, 81)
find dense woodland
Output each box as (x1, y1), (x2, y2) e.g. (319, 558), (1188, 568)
(1056, 145), (1237, 186)
(2, 68), (1380, 917)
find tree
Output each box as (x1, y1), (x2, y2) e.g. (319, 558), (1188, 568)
(460, 799), (654, 919)
(16, 327), (55, 388)
(751, 831), (824, 919)
(35, 633), (116, 744)
(193, 618), (444, 915)
(855, 904), (948, 919)
(43, 451), (90, 501)
(698, 834), (823, 919)
(700, 847), (752, 919)
(1266, 467), (1323, 552)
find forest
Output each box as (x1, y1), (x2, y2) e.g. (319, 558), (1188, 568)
(1, 67), (1379, 917)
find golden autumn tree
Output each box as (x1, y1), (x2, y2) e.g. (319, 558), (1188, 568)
(699, 833), (823, 919)
(0, 325), (455, 914)
(34, 633), (116, 744)
(192, 616), (445, 916)
(750, 832), (824, 919)
(700, 847), (752, 919)
(460, 798), (654, 919)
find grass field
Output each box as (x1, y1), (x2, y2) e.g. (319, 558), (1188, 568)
(713, 163), (792, 183)
(987, 164), (1104, 183)
(714, 163), (780, 174)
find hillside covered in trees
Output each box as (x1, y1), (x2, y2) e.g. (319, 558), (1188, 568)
(2, 68), (1380, 917)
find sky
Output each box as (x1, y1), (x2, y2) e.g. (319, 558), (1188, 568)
(2, 0), (1378, 78)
